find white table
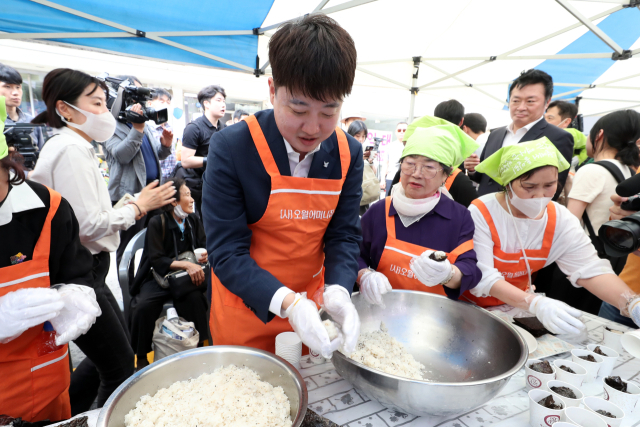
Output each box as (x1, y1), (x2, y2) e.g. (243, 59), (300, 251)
(300, 312), (640, 427)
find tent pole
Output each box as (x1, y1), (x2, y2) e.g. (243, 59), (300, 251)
(356, 66), (411, 89)
(555, 0), (624, 54)
(408, 57), (420, 122)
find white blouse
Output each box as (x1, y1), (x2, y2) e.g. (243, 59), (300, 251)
(468, 193), (613, 298)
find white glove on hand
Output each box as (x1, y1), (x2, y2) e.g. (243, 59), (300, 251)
(286, 293), (341, 359)
(323, 286), (360, 355)
(0, 288), (64, 343)
(49, 284), (102, 345)
(628, 297), (640, 327)
(529, 295), (585, 335)
(410, 250), (453, 287)
(359, 269), (392, 306)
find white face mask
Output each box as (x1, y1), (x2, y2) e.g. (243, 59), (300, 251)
(56, 101), (116, 143)
(508, 183), (552, 219)
(174, 204), (189, 219)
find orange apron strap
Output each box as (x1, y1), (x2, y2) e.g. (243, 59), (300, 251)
(470, 199), (501, 248)
(541, 202), (557, 252)
(32, 188), (61, 261)
(335, 128), (351, 182)
(447, 239), (474, 263)
(384, 196), (396, 239)
(246, 115), (281, 178)
(444, 168), (461, 191)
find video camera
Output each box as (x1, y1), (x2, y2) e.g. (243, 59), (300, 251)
(599, 173), (640, 257)
(3, 123), (43, 169)
(365, 137), (383, 152)
(102, 76), (168, 125)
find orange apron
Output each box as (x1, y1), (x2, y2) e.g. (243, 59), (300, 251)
(463, 198), (557, 307)
(376, 197), (473, 295)
(0, 188), (71, 422)
(444, 168), (461, 191)
(209, 115), (351, 353)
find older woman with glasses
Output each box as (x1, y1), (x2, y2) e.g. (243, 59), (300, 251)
(357, 116), (482, 305)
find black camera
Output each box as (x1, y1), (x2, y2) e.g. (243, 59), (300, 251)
(599, 173), (640, 257)
(4, 123), (43, 169)
(365, 136), (383, 152)
(103, 76), (168, 125)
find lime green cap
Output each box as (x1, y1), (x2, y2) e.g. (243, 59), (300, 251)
(566, 128), (588, 163)
(475, 136), (570, 186)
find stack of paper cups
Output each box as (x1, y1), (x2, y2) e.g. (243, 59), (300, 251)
(276, 332), (302, 369)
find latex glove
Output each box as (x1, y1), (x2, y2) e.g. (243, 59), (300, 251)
(323, 286), (360, 355)
(359, 269), (392, 306)
(286, 293), (341, 359)
(49, 284), (102, 345)
(529, 295), (585, 335)
(410, 250), (453, 287)
(628, 297), (640, 327)
(0, 288), (64, 343)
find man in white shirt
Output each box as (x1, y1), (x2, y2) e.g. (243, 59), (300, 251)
(464, 69), (573, 198)
(381, 121), (407, 192)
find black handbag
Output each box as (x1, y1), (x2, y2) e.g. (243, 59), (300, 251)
(152, 213), (208, 300)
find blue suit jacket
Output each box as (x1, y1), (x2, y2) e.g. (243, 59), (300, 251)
(202, 109), (364, 323)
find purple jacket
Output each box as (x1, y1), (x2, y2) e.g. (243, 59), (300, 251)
(358, 196), (481, 300)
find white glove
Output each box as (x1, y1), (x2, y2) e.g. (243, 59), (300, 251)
(410, 250), (453, 287)
(628, 297), (640, 327)
(0, 288), (64, 343)
(323, 286), (360, 355)
(286, 293), (341, 359)
(529, 295), (585, 335)
(359, 269), (392, 306)
(49, 285), (102, 345)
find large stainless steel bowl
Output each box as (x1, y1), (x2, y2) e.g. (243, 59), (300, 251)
(322, 291), (527, 417)
(97, 346), (307, 427)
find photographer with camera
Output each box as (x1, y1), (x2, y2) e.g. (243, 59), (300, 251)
(103, 76), (173, 268)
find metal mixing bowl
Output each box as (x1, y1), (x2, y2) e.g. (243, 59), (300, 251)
(322, 291), (527, 417)
(97, 346), (307, 427)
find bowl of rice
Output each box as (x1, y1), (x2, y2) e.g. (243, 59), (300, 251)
(96, 346), (307, 427)
(322, 290), (527, 417)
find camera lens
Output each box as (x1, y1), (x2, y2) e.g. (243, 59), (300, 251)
(605, 226), (635, 251)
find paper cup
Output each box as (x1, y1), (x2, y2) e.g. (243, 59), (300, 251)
(529, 389), (565, 427)
(602, 377), (640, 415)
(525, 359), (556, 391)
(565, 407), (607, 427)
(275, 332), (302, 368)
(583, 396), (625, 427)
(547, 380), (583, 408)
(621, 330), (640, 359)
(552, 423), (579, 427)
(603, 327), (624, 354)
(308, 348), (326, 364)
(571, 349), (604, 383)
(586, 344), (619, 378)
(194, 248), (206, 262)
(554, 360), (588, 388)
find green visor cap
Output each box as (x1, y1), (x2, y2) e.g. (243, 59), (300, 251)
(566, 128), (588, 163)
(475, 136), (570, 186)
(401, 119), (479, 169)
(0, 97), (7, 161)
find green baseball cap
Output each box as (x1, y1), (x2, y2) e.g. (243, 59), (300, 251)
(475, 136), (570, 186)
(0, 97), (7, 160)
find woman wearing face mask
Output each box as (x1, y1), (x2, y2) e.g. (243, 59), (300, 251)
(129, 177), (209, 370)
(465, 137), (640, 334)
(357, 118), (482, 306)
(29, 69), (175, 413)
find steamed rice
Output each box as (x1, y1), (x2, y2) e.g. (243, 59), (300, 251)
(124, 364), (292, 427)
(323, 319), (340, 341)
(348, 323), (425, 380)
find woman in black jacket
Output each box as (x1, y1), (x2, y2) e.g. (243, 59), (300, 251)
(129, 177), (208, 369)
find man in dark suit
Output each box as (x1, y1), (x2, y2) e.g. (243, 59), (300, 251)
(202, 15), (363, 358)
(465, 69), (573, 198)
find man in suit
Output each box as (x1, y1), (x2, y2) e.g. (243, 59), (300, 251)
(202, 15), (363, 358)
(464, 69), (573, 198)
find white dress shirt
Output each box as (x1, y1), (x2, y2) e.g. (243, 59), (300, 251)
(269, 139), (323, 318)
(30, 127), (136, 255)
(468, 193), (613, 298)
(384, 140), (405, 180)
(502, 116), (544, 147)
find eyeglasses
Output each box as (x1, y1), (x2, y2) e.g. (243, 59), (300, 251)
(397, 128), (406, 133)
(400, 160), (442, 179)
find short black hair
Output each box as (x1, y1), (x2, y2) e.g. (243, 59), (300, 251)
(151, 87), (172, 102)
(269, 14), (356, 102)
(116, 75), (141, 86)
(463, 113), (487, 134)
(509, 69), (553, 102)
(233, 109), (249, 120)
(347, 120), (368, 138)
(547, 100), (577, 121)
(197, 85), (226, 107)
(162, 176), (187, 212)
(434, 99), (465, 125)
(0, 63), (23, 85)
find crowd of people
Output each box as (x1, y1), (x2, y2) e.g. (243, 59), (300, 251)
(1, 13), (640, 424)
